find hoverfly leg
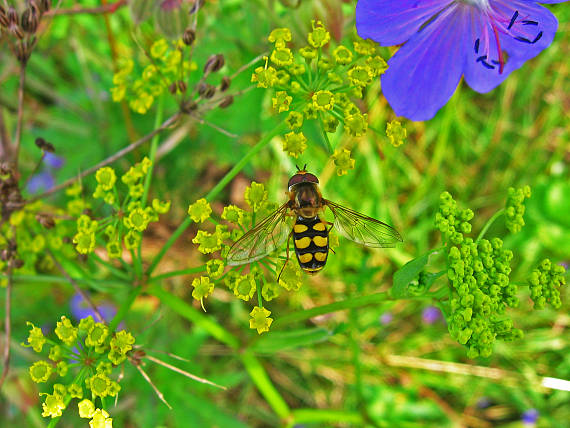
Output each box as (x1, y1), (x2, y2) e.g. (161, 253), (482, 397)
(277, 230), (293, 282)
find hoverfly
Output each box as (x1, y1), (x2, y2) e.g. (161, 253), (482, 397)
(226, 167), (402, 275)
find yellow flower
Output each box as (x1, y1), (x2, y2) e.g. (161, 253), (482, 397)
(188, 198), (212, 223)
(249, 306), (273, 334)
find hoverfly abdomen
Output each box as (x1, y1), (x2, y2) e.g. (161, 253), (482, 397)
(293, 216), (329, 275)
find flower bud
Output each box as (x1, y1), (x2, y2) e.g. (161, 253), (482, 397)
(180, 100), (198, 114)
(182, 28), (195, 46)
(35, 137), (55, 152)
(168, 82), (177, 94)
(220, 76), (231, 91)
(39, 0), (51, 14)
(36, 213), (55, 229)
(189, 0), (205, 14)
(21, 6), (40, 34)
(219, 95), (233, 108)
(177, 80), (187, 93)
(203, 54), (224, 74)
(0, 6), (8, 29)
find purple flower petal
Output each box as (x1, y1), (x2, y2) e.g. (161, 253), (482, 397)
(380, 4), (468, 121)
(522, 409), (539, 424)
(356, 0), (453, 46)
(463, 0), (559, 93)
(70, 292), (116, 323)
(44, 152), (65, 169)
(27, 171), (54, 194)
(422, 306), (442, 324)
(380, 312), (393, 325)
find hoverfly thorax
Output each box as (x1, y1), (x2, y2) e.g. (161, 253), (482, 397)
(291, 182), (322, 218)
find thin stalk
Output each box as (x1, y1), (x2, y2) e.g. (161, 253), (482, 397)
(13, 65), (26, 172)
(108, 286), (142, 332)
(476, 208), (505, 243)
(149, 266), (205, 283)
(272, 291), (395, 327)
(0, 259), (13, 389)
(29, 114), (180, 202)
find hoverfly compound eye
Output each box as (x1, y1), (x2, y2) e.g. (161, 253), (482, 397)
(287, 171), (319, 189)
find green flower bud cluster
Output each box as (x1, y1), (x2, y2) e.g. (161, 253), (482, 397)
(0, 200), (75, 282)
(447, 237), (522, 358)
(73, 158), (171, 259)
(386, 120), (407, 147)
(505, 185), (531, 233)
(253, 22), (387, 159)
(24, 316), (134, 424)
(435, 191), (474, 245)
(435, 191), (530, 358)
(189, 181), (304, 333)
(528, 259), (566, 309)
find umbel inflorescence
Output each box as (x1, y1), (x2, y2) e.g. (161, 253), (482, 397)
(253, 21), (390, 174)
(24, 316), (134, 426)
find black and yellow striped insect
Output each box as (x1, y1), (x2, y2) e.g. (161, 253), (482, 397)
(226, 167), (402, 275)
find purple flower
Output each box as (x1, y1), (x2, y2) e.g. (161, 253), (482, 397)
(522, 408), (539, 425)
(356, 0), (567, 120)
(27, 171), (54, 194)
(422, 306), (442, 324)
(70, 293), (116, 323)
(44, 152), (65, 169)
(379, 312), (393, 324)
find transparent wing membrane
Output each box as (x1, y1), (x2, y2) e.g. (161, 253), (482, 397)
(325, 199), (402, 248)
(226, 203), (293, 265)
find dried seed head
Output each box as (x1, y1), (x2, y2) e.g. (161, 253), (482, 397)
(168, 82), (178, 94)
(180, 100), (198, 114)
(7, 7), (24, 39)
(14, 259), (25, 269)
(35, 137), (55, 152)
(219, 95), (234, 108)
(0, 6), (8, 29)
(220, 76), (231, 92)
(204, 86), (216, 99)
(203, 54), (225, 74)
(189, 0), (205, 14)
(36, 213), (55, 229)
(39, 0), (51, 14)
(177, 80), (187, 93)
(16, 40), (32, 64)
(21, 5), (40, 33)
(183, 28), (195, 46)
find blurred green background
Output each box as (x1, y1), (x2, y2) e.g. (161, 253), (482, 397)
(1, 0), (569, 427)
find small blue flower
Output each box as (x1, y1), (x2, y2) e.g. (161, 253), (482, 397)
(422, 306), (442, 324)
(379, 312), (393, 325)
(522, 408), (539, 425)
(70, 293), (116, 323)
(356, 0), (567, 120)
(27, 171), (55, 194)
(44, 152), (65, 169)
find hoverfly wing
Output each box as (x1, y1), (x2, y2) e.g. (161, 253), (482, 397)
(324, 199), (403, 248)
(226, 203), (294, 266)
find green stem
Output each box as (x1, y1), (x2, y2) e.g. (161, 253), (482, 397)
(91, 253), (131, 281)
(273, 292), (398, 328)
(240, 351), (291, 420)
(142, 96), (164, 207)
(146, 120), (287, 277)
(476, 208), (506, 243)
(149, 266), (206, 283)
(289, 409), (363, 427)
(147, 284), (240, 348)
(108, 286), (142, 332)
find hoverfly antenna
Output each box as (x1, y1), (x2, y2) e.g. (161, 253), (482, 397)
(303, 164), (307, 171)
(296, 164), (301, 171)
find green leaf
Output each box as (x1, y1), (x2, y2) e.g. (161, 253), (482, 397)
(392, 248), (440, 298)
(250, 328), (332, 354)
